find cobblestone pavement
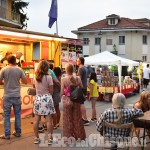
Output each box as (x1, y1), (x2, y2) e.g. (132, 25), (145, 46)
(0, 85), (150, 150)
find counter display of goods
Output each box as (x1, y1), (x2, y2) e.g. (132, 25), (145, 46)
(22, 62), (34, 84)
(94, 71), (139, 102)
(97, 83), (139, 102)
(0, 62), (35, 119)
(0, 84), (34, 119)
(101, 71), (118, 87)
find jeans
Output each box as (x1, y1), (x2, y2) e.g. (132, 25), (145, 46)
(3, 97), (21, 136)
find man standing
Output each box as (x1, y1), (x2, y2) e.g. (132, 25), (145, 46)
(15, 51), (24, 67)
(0, 55), (27, 139)
(143, 64), (150, 90)
(77, 57), (90, 126)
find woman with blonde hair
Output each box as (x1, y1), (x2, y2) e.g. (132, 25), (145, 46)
(33, 60), (55, 144)
(61, 63), (86, 141)
(134, 91), (150, 112)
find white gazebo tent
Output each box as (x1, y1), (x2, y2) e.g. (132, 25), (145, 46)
(84, 51), (139, 92)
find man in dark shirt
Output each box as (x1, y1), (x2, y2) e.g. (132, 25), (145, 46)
(77, 57), (90, 126)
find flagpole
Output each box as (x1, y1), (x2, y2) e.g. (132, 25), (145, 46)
(56, 0), (58, 35)
(56, 20), (58, 35)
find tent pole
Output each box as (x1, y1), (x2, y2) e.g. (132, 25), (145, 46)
(118, 61), (122, 93)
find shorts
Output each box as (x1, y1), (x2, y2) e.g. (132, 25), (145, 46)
(143, 78), (149, 86)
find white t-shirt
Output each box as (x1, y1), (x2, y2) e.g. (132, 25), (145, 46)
(143, 67), (150, 79)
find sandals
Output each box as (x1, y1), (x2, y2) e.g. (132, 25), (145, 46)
(53, 123), (60, 129)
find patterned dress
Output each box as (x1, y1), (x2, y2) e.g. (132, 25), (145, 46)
(33, 75), (55, 115)
(34, 94), (55, 115)
(61, 75), (86, 140)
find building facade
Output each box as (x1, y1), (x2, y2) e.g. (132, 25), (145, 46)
(0, 0), (22, 28)
(72, 14), (150, 63)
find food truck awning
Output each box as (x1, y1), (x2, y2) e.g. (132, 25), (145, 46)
(0, 26), (78, 44)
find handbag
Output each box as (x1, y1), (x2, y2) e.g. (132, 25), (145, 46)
(70, 85), (86, 103)
(27, 88), (36, 96)
(69, 77), (86, 103)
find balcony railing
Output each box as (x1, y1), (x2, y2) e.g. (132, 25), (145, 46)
(0, 6), (20, 23)
(11, 11), (21, 23)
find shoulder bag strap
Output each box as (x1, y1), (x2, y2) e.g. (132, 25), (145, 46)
(76, 76), (81, 87)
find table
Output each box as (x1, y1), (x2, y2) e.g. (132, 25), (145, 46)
(133, 110), (150, 150)
(98, 84), (137, 94)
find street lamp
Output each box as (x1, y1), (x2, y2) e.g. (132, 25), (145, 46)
(98, 31), (102, 53)
(113, 44), (117, 55)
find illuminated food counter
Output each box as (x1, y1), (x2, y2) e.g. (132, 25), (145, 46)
(0, 84), (34, 118)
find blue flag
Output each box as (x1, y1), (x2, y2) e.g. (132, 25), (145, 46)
(48, 0), (57, 28)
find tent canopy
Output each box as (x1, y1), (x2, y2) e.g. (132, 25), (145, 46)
(84, 51), (139, 93)
(84, 51), (139, 66)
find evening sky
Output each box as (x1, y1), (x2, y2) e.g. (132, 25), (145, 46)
(26, 0), (150, 38)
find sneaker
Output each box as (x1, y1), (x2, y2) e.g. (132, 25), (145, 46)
(12, 131), (21, 137)
(34, 137), (40, 144)
(82, 119), (90, 126)
(90, 118), (97, 122)
(0, 134), (10, 140)
(38, 127), (44, 133)
(53, 123), (60, 129)
(48, 138), (53, 145)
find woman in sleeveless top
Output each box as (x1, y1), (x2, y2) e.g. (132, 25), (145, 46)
(133, 91), (150, 139)
(61, 63), (86, 141)
(134, 91), (150, 112)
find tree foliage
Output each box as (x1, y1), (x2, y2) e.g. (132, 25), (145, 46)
(12, 0), (29, 29)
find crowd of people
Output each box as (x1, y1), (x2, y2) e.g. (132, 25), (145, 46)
(0, 54), (149, 148)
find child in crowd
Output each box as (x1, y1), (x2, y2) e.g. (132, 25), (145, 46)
(89, 72), (99, 122)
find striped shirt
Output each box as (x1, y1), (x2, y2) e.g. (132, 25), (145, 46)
(96, 108), (143, 137)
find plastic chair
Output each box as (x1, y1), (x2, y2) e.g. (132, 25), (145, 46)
(102, 121), (133, 150)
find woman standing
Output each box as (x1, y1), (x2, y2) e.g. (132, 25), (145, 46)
(33, 60), (55, 144)
(89, 72), (99, 122)
(52, 67), (61, 129)
(61, 63), (86, 141)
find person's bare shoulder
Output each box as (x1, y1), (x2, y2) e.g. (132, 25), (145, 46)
(134, 102), (141, 109)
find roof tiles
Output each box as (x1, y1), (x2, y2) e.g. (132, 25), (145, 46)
(78, 15), (150, 30)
